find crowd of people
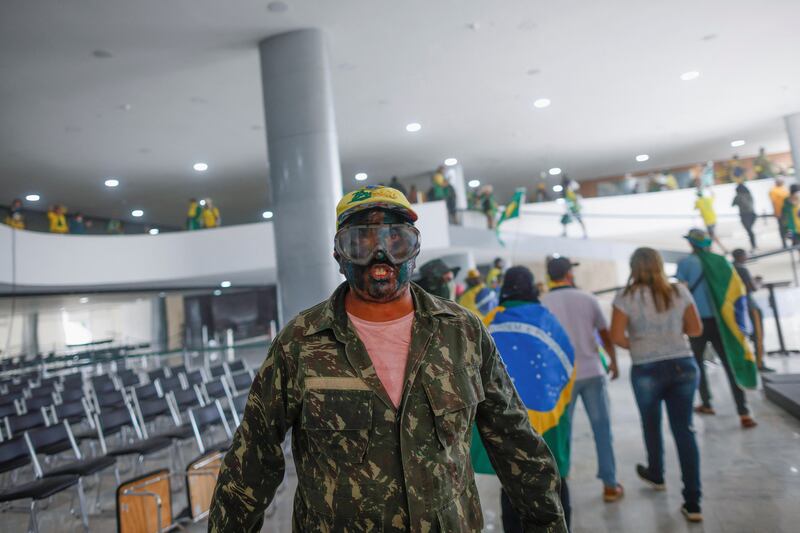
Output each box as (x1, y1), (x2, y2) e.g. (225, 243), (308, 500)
(208, 184), (777, 532)
(185, 198), (221, 230)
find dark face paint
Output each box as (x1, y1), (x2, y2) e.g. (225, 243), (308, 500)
(336, 209), (417, 303)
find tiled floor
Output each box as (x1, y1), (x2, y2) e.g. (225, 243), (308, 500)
(3, 353), (799, 532)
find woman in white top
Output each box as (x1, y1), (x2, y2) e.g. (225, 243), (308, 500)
(610, 247), (704, 523)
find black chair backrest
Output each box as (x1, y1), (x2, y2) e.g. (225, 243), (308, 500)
(190, 402), (224, 431)
(96, 390), (126, 409)
(92, 375), (117, 394)
(0, 402), (18, 418)
(226, 361), (246, 374)
(29, 384), (56, 398)
(183, 370), (204, 386)
(53, 401), (87, 424)
(0, 437), (31, 475)
(37, 376), (61, 388)
(157, 376), (183, 393)
(7, 410), (47, 436)
(25, 422), (73, 456)
(137, 397), (172, 423)
(117, 372), (140, 388)
(62, 373), (84, 388)
(148, 368), (169, 382)
(24, 394), (54, 411)
(203, 379), (227, 401)
(171, 388), (201, 410)
(230, 372), (253, 393)
(170, 364), (187, 376)
(232, 393), (247, 416)
(209, 365), (226, 378)
(97, 407), (135, 436)
(59, 387), (86, 403)
(4, 382), (27, 394)
(133, 383), (159, 401)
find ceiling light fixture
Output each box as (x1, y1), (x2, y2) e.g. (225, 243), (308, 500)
(220, 281), (232, 288)
(104, 178), (119, 187)
(548, 167), (562, 176)
(636, 154), (650, 162)
(680, 70), (700, 81)
(444, 158), (458, 166)
(193, 162), (208, 172)
(468, 179), (481, 188)
(79, 297), (89, 304)
(405, 122), (422, 133)
(553, 185), (563, 192)
(25, 194), (40, 202)
(731, 139), (746, 147)
(199, 199), (206, 206)
(262, 210), (274, 219)
(131, 209), (144, 217)
(213, 289), (222, 296)
(533, 98), (551, 109)
(355, 172), (368, 181)
(149, 228), (159, 235)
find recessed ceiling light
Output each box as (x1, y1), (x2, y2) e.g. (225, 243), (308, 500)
(25, 194), (40, 202)
(220, 281), (232, 288)
(731, 139), (746, 147)
(553, 185), (563, 192)
(262, 210), (274, 219)
(131, 209), (144, 217)
(267, 1), (288, 12)
(680, 71), (700, 81)
(355, 172), (368, 181)
(533, 98), (551, 109)
(193, 162), (208, 172)
(468, 179), (481, 188)
(79, 297), (89, 304)
(104, 178), (119, 187)
(444, 158), (458, 166)
(199, 199), (206, 206)
(405, 122), (422, 133)
(213, 289), (222, 296)
(149, 228), (159, 235)
(636, 154), (650, 162)
(548, 167), (562, 176)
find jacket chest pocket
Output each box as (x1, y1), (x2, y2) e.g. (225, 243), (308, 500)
(423, 365), (485, 449)
(301, 387), (373, 463)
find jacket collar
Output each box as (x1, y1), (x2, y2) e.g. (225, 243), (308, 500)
(302, 281), (456, 338)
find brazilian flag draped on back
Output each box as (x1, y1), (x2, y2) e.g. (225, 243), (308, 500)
(496, 188), (525, 246)
(470, 301), (575, 476)
(697, 250), (758, 389)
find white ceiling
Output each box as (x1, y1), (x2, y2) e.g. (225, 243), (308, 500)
(2, 0), (799, 227)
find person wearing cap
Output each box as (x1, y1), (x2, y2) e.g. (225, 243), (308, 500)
(458, 268), (498, 319)
(676, 228), (756, 428)
(209, 185), (567, 532)
(471, 266), (575, 532)
(416, 258), (460, 300)
(541, 256), (624, 503)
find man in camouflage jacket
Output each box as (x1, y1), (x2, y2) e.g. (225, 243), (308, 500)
(209, 186), (566, 532)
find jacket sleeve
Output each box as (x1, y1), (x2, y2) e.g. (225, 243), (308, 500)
(208, 340), (299, 532)
(475, 324), (567, 533)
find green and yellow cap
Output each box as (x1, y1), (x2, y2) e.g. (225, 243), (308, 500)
(336, 185), (418, 229)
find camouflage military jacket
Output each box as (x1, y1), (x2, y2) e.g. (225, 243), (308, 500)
(209, 283), (566, 532)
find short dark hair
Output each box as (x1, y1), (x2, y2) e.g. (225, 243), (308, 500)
(732, 248), (747, 262)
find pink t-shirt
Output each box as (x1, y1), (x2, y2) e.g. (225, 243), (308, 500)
(347, 311), (414, 408)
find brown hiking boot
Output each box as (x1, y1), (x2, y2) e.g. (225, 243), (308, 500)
(740, 415), (757, 429)
(603, 483), (624, 502)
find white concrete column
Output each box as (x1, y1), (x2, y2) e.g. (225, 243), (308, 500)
(259, 30), (344, 324)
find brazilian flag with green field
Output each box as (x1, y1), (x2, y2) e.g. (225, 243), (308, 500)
(697, 250), (758, 388)
(471, 301), (575, 476)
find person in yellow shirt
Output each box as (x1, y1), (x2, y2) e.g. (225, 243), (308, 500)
(4, 198), (25, 229)
(47, 205), (69, 234)
(186, 198), (202, 230)
(457, 269), (498, 319)
(770, 178), (790, 248)
(694, 189), (725, 253)
(201, 199), (221, 228)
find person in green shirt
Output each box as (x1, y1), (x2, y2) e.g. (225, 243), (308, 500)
(782, 184), (800, 245)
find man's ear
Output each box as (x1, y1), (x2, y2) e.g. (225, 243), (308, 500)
(333, 251), (345, 275)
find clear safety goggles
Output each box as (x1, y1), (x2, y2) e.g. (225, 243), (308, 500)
(334, 223), (421, 266)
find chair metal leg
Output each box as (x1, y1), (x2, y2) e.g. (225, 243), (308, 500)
(93, 472), (104, 512)
(28, 499), (39, 533)
(77, 478), (90, 530)
(114, 465), (121, 487)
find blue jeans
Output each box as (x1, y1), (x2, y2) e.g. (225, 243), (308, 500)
(631, 357), (701, 506)
(568, 375), (617, 487)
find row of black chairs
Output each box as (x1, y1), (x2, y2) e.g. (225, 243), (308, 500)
(0, 361), (254, 531)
